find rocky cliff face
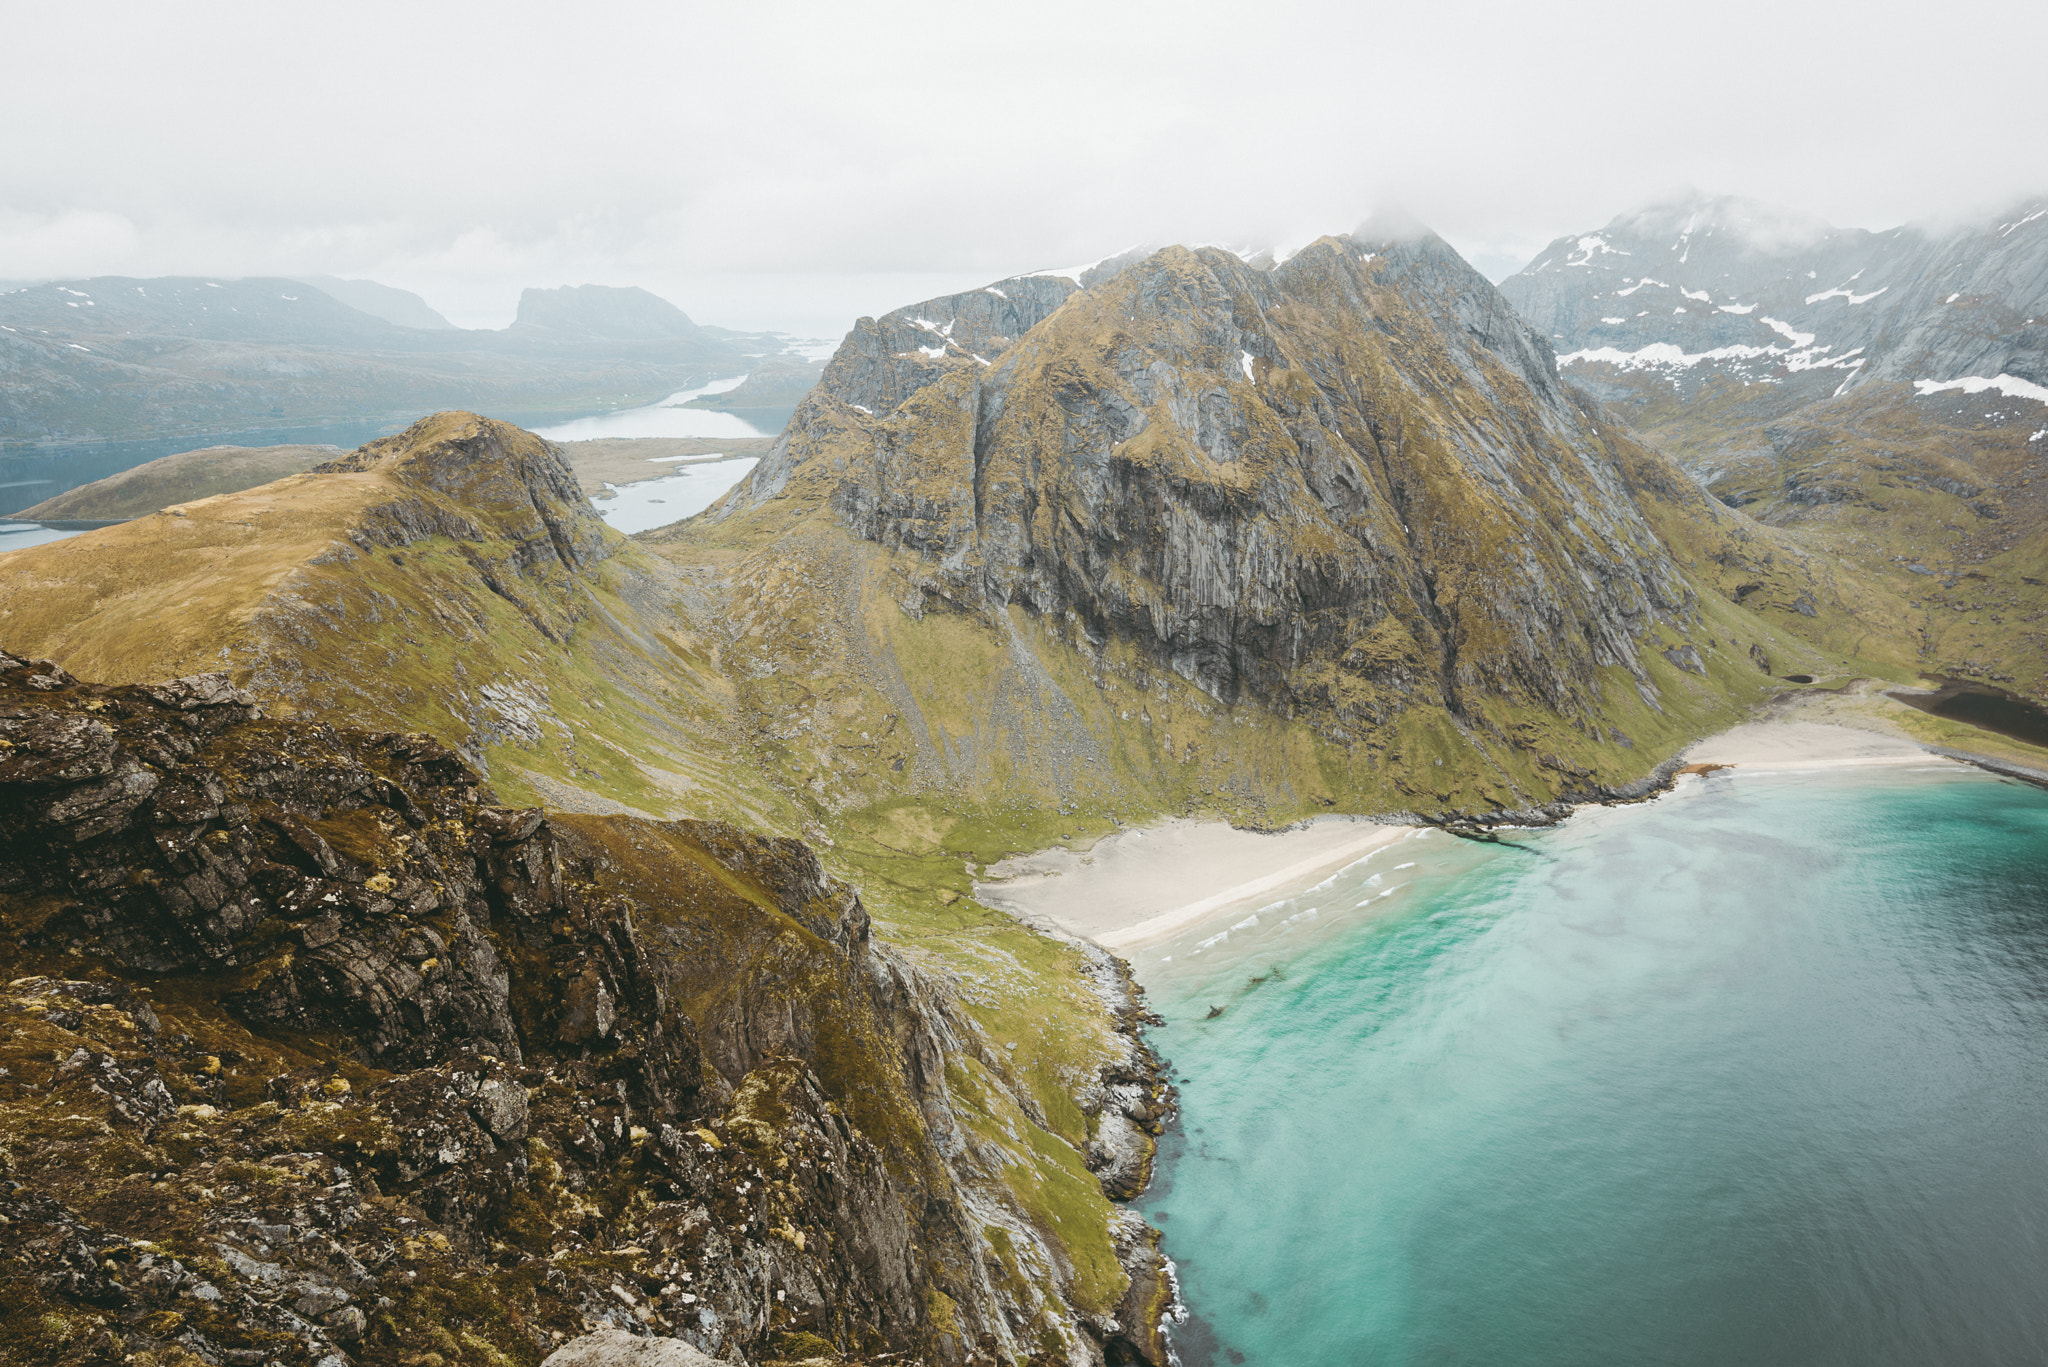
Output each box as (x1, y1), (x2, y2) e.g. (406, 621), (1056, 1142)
(0, 651), (1172, 1367)
(672, 227), (1858, 820)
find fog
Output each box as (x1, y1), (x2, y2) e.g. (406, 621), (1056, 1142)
(5, 0), (2041, 337)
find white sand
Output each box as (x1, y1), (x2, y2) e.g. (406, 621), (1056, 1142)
(976, 719), (1964, 952)
(1680, 720), (1941, 771)
(974, 817), (1416, 951)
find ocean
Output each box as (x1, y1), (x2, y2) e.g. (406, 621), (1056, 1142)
(1133, 764), (2048, 1366)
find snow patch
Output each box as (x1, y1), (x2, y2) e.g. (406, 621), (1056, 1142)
(916, 345), (946, 359)
(1717, 303), (1756, 314)
(1558, 338), (1863, 376)
(1614, 278), (1666, 297)
(1912, 374), (2048, 406)
(1600, 317), (1627, 325)
(1805, 284), (1888, 305)
(1564, 234), (1629, 267)
(1240, 351), (1256, 382)
(1999, 208), (2046, 236)
(1680, 287), (1711, 302)
(1761, 317), (1815, 347)
(984, 286), (1007, 299)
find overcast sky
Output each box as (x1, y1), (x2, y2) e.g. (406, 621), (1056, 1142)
(6, 0), (2043, 336)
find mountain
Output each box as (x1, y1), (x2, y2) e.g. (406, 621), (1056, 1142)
(0, 413), (1177, 1365)
(1, 276), (423, 350)
(659, 225), (1884, 824)
(511, 283), (707, 341)
(1500, 195), (2048, 699)
(0, 277), (765, 448)
(301, 273), (458, 329)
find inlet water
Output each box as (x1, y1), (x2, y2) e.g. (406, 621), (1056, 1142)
(1132, 766), (2048, 1366)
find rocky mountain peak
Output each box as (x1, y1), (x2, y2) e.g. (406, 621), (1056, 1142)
(680, 226), (1835, 806)
(313, 410), (612, 572)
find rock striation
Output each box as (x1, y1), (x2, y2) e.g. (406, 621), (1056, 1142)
(0, 651), (1174, 1366)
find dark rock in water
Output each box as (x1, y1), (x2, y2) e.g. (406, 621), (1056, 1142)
(0, 650), (1174, 1366)
(1206, 1005), (1226, 1019)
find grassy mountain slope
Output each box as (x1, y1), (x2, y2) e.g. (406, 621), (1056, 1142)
(1580, 373), (2048, 697)
(0, 653), (1171, 1367)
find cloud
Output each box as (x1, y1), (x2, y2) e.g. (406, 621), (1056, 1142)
(2, 0), (2042, 334)
(0, 211), (143, 279)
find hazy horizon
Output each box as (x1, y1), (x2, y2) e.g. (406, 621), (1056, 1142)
(7, 0), (2043, 339)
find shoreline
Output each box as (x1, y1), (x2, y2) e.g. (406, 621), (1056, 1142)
(976, 718), (1977, 953)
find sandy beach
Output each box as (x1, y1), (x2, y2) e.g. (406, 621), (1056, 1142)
(976, 718), (1968, 952)
(975, 817), (1418, 951)
(1679, 720), (1943, 771)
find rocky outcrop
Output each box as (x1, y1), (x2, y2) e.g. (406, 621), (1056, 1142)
(544, 1330), (717, 1366)
(314, 412), (612, 574)
(0, 651), (1173, 1366)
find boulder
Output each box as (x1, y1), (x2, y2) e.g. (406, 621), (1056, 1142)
(542, 1329), (719, 1367)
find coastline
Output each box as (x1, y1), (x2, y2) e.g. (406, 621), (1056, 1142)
(976, 718), (1975, 954)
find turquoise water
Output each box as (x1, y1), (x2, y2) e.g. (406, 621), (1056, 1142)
(1132, 766), (2048, 1366)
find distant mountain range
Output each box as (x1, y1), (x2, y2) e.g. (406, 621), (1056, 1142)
(1501, 194), (2048, 401)
(1499, 194), (2048, 696)
(0, 277), (790, 446)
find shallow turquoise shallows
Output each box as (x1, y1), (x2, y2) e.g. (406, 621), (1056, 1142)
(1132, 766), (2048, 1367)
